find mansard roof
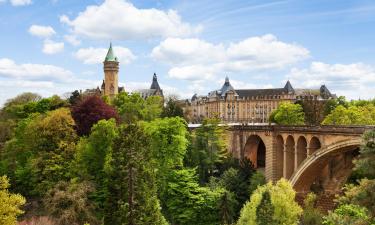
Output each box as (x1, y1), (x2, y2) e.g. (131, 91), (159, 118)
(235, 88), (287, 98)
(284, 80), (294, 93)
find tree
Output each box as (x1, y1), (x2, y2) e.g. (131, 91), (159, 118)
(338, 179), (375, 218)
(323, 96), (348, 116)
(300, 193), (323, 225)
(248, 171), (266, 195)
(322, 105), (375, 125)
(161, 97), (184, 118)
(237, 179), (302, 225)
(355, 130), (375, 179)
(189, 117), (228, 183)
(269, 102), (305, 125)
(104, 124), (168, 225)
(73, 119), (118, 208)
(2, 108), (78, 196)
(162, 168), (226, 225)
(255, 191), (276, 225)
(142, 117), (188, 195)
(71, 95), (119, 136)
(113, 92), (163, 123)
(0, 176), (26, 225)
(323, 204), (372, 225)
(44, 181), (98, 225)
(68, 90), (81, 105)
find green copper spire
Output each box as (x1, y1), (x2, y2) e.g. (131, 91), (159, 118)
(104, 42), (118, 62)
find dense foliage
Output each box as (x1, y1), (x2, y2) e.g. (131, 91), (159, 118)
(269, 102), (305, 125)
(237, 179), (302, 225)
(1, 92), (375, 224)
(71, 95), (119, 136)
(0, 176), (25, 225)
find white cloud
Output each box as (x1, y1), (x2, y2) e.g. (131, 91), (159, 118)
(10, 0), (31, 6)
(120, 81), (188, 99)
(152, 34), (309, 82)
(64, 35), (81, 46)
(289, 61), (375, 99)
(74, 46), (136, 65)
(42, 40), (64, 54)
(0, 58), (73, 81)
(29, 25), (56, 38)
(60, 0), (202, 40)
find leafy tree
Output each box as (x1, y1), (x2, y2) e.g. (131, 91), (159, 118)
(237, 179), (302, 225)
(248, 171), (266, 195)
(113, 92), (163, 123)
(68, 90), (81, 105)
(71, 95), (119, 136)
(255, 191), (276, 225)
(142, 117), (188, 195)
(323, 96), (348, 116)
(322, 105), (375, 125)
(162, 168), (226, 225)
(2, 108), (78, 196)
(300, 193), (324, 225)
(73, 119), (118, 208)
(338, 179), (375, 218)
(0, 176), (26, 225)
(269, 102), (305, 125)
(355, 130), (375, 179)
(161, 97), (184, 118)
(104, 124), (168, 225)
(322, 204), (372, 225)
(44, 181), (98, 225)
(189, 117), (228, 183)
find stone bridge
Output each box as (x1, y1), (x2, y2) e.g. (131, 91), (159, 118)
(226, 125), (374, 193)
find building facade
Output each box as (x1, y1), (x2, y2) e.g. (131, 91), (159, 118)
(184, 77), (335, 123)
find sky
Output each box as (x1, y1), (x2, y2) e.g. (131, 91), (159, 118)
(1, 0), (375, 105)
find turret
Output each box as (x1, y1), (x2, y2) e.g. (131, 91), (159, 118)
(103, 42), (119, 98)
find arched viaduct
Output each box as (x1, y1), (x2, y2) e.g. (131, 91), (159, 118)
(227, 125), (374, 193)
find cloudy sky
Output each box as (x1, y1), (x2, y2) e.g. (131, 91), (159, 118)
(1, 0), (375, 105)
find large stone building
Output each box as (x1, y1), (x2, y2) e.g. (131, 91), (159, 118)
(136, 73), (163, 99)
(184, 77), (335, 123)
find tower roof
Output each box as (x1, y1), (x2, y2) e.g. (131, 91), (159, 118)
(104, 42), (118, 62)
(150, 73), (161, 90)
(284, 80), (294, 93)
(219, 76), (236, 96)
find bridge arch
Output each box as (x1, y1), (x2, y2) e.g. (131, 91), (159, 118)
(290, 139), (361, 193)
(309, 136), (321, 155)
(296, 136), (307, 167)
(275, 135), (284, 180)
(244, 135), (266, 170)
(285, 135), (295, 179)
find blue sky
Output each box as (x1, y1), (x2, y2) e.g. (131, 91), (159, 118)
(1, 0), (375, 105)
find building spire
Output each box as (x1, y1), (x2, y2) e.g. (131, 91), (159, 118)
(104, 42), (118, 62)
(150, 73), (161, 90)
(284, 80), (294, 93)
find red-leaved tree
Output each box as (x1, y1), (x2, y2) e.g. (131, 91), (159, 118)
(71, 95), (119, 136)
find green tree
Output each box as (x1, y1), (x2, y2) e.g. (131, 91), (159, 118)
(73, 119), (118, 209)
(104, 124), (168, 225)
(2, 108), (78, 196)
(355, 130), (375, 179)
(162, 168), (226, 225)
(113, 92), (163, 123)
(237, 179), (302, 225)
(300, 193), (323, 225)
(270, 102), (305, 125)
(161, 97), (184, 118)
(322, 105), (375, 125)
(248, 171), (266, 195)
(256, 191), (276, 225)
(323, 204), (372, 225)
(44, 181), (98, 225)
(323, 96), (348, 116)
(189, 117), (228, 183)
(0, 176), (26, 225)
